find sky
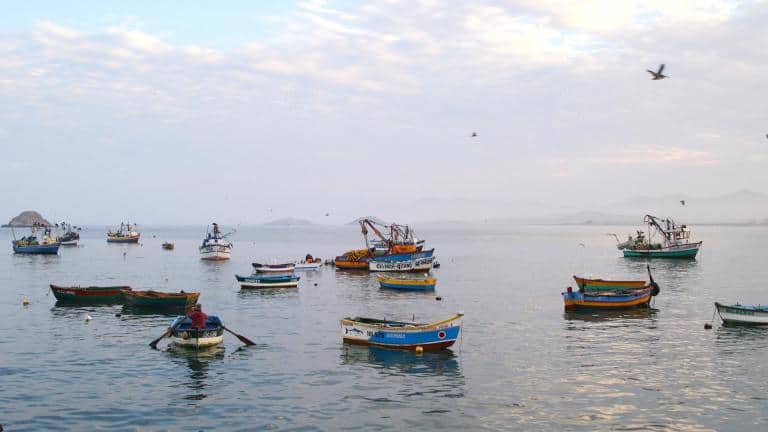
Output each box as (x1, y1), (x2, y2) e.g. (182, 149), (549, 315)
(1, 0), (767, 225)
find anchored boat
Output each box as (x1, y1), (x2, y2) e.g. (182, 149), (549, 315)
(341, 312), (463, 351)
(573, 276), (647, 292)
(368, 249), (435, 272)
(199, 222), (232, 261)
(615, 215), (701, 258)
(162, 242), (174, 250)
(107, 222), (140, 243)
(335, 218), (433, 271)
(377, 275), (437, 291)
(124, 290), (199, 310)
(170, 315), (225, 348)
(58, 223), (81, 246)
(50, 284), (132, 303)
(295, 254), (322, 271)
(252, 262), (295, 273)
(563, 266), (660, 311)
(235, 273), (300, 288)
(715, 302), (768, 325)
(11, 224), (60, 254)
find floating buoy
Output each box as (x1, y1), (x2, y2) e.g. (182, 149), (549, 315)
(415, 346), (424, 354)
(435, 296), (442, 301)
(22, 298), (30, 306)
(115, 313), (121, 317)
(704, 323), (713, 329)
(85, 314), (92, 322)
(314, 283), (318, 286)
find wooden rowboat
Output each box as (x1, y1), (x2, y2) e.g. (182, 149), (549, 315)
(170, 315), (225, 348)
(251, 262), (295, 273)
(715, 302), (768, 325)
(377, 275), (436, 291)
(562, 286), (657, 311)
(124, 290), (199, 310)
(573, 276), (647, 291)
(50, 284), (132, 303)
(341, 312), (463, 351)
(235, 274), (300, 288)
(162, 242), (174, 250)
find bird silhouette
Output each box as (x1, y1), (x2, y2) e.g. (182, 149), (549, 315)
(647, 64), (668, 80)
(471, 132), (477, 137)
(680, 200), (686, 206)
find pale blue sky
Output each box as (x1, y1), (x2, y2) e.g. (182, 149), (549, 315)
(0, 1), (766, 225)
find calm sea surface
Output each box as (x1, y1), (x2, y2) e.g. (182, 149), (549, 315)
(2, 224), (768, 431)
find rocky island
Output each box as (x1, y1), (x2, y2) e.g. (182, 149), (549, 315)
(3, 211), (51, 227)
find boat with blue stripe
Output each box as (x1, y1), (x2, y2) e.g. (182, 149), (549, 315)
(341, 312), (463, 351)
(11, 225), (60, 254)
(235, 273), (300, 288)
(377, 275), (436, 291)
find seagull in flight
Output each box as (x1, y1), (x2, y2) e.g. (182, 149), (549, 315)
(647, 64), (668, 80)
(680, 200), (686, 206)
(471, 132), (477, 137)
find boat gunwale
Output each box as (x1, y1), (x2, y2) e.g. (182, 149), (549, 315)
(341, 313), (463, 331)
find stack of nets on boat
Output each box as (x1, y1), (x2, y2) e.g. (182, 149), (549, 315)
(343, 249), (369, 261)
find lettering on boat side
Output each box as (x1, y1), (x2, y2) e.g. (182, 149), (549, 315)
(385, 333), (406, 339)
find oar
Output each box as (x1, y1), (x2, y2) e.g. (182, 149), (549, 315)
(149, 328), (172, 349)
(222, 325), (256, 346)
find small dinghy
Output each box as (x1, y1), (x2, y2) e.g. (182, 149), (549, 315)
(170, 315), (225, 349)
(162, 242), (174, 250)
(377, 275), (436, 291)
(295, 255), (322, 271)
(252, 262), (295, 273)
(715, 302), (768, 325)
(235, 273), (300, 288)
(50, 284), (132, 304)
(341, 312), (463, 351)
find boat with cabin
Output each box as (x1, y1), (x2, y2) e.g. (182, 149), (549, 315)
(50, 284), (132, 303)
(341, 312), (463, 351)
(58, 222), (80, 246)
(11, 224), (60, 254)
(200, 223), (232, 261)
(615, 215), (701, 258)
(335, 218), (434, 271)
(107, 222), (140, 243)
(170, 315), (225, 348)
(715, 302), (768, 325)
(162, 242), (174, 250)
(377, 275), (437, 291)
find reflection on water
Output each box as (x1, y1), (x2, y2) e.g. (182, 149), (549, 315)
(168, 345), (226, 401)
(564, 308), (657, 325)
(341, 345), (461, 378)
(237, 288), (299, 299)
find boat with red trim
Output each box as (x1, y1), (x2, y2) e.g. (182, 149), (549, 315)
(50, 284), (132, 303)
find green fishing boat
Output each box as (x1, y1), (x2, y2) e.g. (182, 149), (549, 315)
(123, 290), (199, 310)
(615, 215), (701, 258)
(50, 284), (132, 303)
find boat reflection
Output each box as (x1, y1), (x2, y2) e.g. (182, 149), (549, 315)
(167, 345), (225, 401)
(237, 288), (299, 299)
(120, 304), (186, 317)
(341, 344), (462, 378)
(563, 308), (658, 324)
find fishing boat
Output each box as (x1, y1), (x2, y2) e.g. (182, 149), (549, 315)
(368, 249), (435, 272)
(341, 312), (463, 351)
(251, 262), (295, 273)
(123, 290), (199, 310)
(563, 267), (660, 311)
(334, 249), (371, 269)
(235, 273), (300, 288)
(50, 285), (132, 303)
(615, 215), (702, 258)
(377, 275), (437, 291)
(294, 254), (322, 271)
(58, 223), (80, 246)
(11, 224), (60, 254)
(715, 302), (768, 325)
(169, 315), (225, 348)
(573, 276), (647, 291)
(106, 222), (140, 243)
(199, 222), (232, 261)
(162, 242), (174, 250)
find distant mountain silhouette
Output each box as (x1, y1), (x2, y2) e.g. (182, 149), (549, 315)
(3, 211), (51, 227)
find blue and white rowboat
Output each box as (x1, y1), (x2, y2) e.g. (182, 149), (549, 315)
(341, 312), (463, 351)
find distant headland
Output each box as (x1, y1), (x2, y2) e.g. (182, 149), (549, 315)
(2, 211), (51, 227)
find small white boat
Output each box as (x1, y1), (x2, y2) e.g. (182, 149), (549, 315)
(251, 262), (295, 273)
(294, 255), (322, 271)
(200, 222), (233, 261)
(715, 302), (768, 325)
(235, 274), (300, 288)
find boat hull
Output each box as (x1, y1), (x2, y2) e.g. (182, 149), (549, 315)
(107, 236), (140, 244)
(13, 244), (59, 254)
(715, 302), (768, 325)
(50, 285), (131, 303)
(171, 316), (225, 348)
(252, 263), (295, 273)
(124, 290), (199, 310)
(236, 274), (300, 288)
(378, 276), (436, 291)
(622, 242), (701, 258)
(294, 262), (322, 271)
(200, 245), (231, 261)
(335, 258), (369, 269)
(562, 289), (653, 311)
(341, 313), (462, 351)
(59, 240), (78, 246)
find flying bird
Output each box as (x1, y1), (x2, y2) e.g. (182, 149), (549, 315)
(471, 132), (477, 137)
(680, 200), (686, 206)
(647, 64), (668, 80)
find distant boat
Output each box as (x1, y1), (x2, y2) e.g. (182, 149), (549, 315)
(295, 254), (322, 271)
(616, 215), (701, 258)
(200, 222), (232, 261)
(124, 290), (199, 310)
(11, 224), (60, 254)
(169, 315), (224, 349)
(162, 242), (174, 250)
(235, 273), (300, 288)
(50, 285), (132, 304)
(251, 262), (295, 273)
(107, 222), (140, 243)
(341, 312), (464, 351)
(58, 223), (80, 246)
(377, 275), (437, 291)
(715, 302), (768, 325)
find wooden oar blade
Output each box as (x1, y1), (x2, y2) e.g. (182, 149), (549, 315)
(223, 325), (256, 346)
(149, 328), (172, 349)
